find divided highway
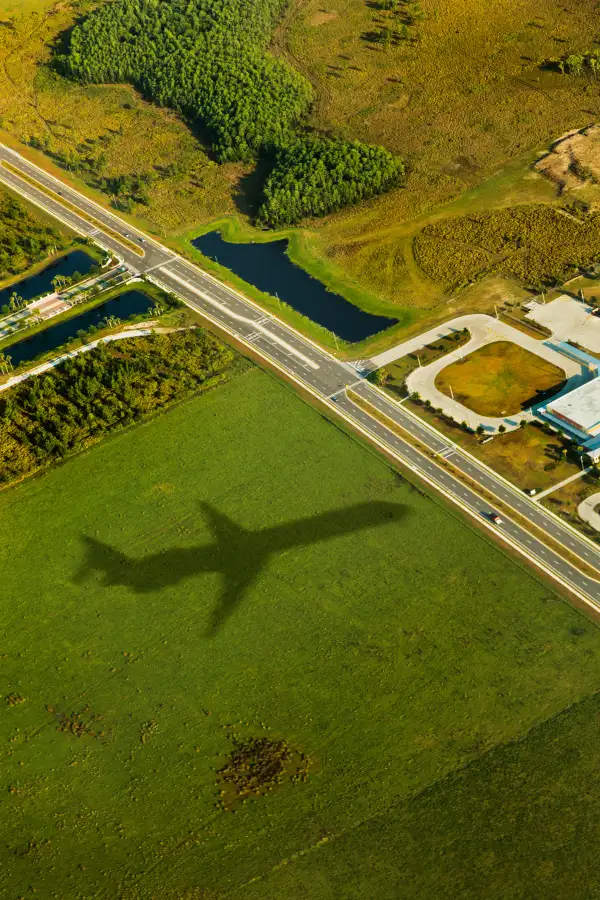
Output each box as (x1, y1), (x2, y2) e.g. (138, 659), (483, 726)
(0, 143), (598, 609)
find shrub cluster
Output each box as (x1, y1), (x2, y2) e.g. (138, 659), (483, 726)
(257, 138), (404, 226)
(0, 192), (65, 278)
(414, 205), (600, 291)
(546, 50), (600, 76)
(0, 330), (234, 485)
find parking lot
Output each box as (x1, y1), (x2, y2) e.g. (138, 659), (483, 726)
(527, 295), (600, 353)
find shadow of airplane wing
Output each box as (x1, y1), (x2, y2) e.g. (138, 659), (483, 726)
(205, 566), (263, 636)
(262, 501), (406, 553)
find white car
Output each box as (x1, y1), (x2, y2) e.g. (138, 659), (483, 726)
(490, 513), (503, 526)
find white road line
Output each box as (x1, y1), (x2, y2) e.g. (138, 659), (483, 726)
(160, 266), (319, 370)
(144, 258), (177, 274)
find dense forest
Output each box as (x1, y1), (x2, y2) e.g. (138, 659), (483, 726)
(0, 329), (235, 485)
(60, 0), (312, 163)
(59, 0), (403, 221)
(0, 190), (66, 278)
(258, 138), (404, 226)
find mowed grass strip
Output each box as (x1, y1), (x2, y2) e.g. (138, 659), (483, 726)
(1, 369), (600, 897)
(435, 341), (566, 417)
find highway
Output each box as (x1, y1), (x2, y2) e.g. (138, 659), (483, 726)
(0, 143), (598, 609)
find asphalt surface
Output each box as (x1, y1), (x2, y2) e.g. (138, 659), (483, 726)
(0, 143), (598, 608)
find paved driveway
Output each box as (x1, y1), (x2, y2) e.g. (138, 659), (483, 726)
(578, 491), (600, 532)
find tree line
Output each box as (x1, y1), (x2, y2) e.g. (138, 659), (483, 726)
(58, 0), (403, 225)
(0, 330), (235, 486)
(59, 0), (312, 163)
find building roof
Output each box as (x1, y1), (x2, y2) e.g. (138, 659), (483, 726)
(547, 377), (600, 432)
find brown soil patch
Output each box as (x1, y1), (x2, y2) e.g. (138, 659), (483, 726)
(309, 10), (337, 26)
(536, 125), (600, 193)
(5, 692), (24, 706)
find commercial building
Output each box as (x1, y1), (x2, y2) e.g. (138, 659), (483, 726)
(545, 378), (600, 439)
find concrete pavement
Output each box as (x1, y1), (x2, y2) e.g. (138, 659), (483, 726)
(0, 143), (598, 609)
(579, 492), (600, 533)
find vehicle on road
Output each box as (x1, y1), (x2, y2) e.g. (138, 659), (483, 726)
(490, 513), (504, 525)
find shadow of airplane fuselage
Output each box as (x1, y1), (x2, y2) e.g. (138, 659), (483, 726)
(76, 500), (406, 634)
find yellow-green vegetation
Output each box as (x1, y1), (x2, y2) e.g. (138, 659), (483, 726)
(0, 0), (238, 233)
(414, 205), (600, 293)
(4, 367), (600, 896)
(241, 690), (600, 899)
(280, 0), (600, 302)
(0, 184), (67, 277)
(435, 341), (566, 416)
(0, 329), (236, 484)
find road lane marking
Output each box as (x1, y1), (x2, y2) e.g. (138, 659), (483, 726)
(159, 266), (319, 370)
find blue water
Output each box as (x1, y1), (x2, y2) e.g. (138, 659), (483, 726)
(5, 290), (153, 368)
(193, 232), (397, 343)
(0, 249), (96, 309)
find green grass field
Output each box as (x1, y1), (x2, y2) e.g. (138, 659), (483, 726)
(3, 366), (600, 897)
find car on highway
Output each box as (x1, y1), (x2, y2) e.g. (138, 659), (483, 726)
(490, 513), (503, 525)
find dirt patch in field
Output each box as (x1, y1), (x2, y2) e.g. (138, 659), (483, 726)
(536, 125), (600, 193)
(309, 10), (337, 26)
(217, 736), (311, 809)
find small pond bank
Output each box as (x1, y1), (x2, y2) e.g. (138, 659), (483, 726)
(193, 232), (397, 343)
(0, 249), (97, 309)
(3, 290), (154, 369)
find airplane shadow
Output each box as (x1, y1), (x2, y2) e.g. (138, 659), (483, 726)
(74, 500), (408, 636)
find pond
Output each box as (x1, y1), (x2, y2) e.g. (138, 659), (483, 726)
(0, 249), (97, 310)
(193, 232), (397, 343)
(4, 290), (153, 369)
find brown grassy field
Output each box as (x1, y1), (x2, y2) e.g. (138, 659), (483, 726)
(276, 0), (600, 310)
(1, 0), (600, 344)
(435, 341), (566, 416)
(404, 398), (587, 493)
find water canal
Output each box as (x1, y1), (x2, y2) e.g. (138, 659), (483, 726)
(3, 290), (153, 369)
(0, 249), (97, 310)
(193, 232), (397, 343)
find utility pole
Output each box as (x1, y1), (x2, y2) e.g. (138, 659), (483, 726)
(333, 332), (339, 352)
(449, 384), (455, 401)
(494, 304), (499, 320)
